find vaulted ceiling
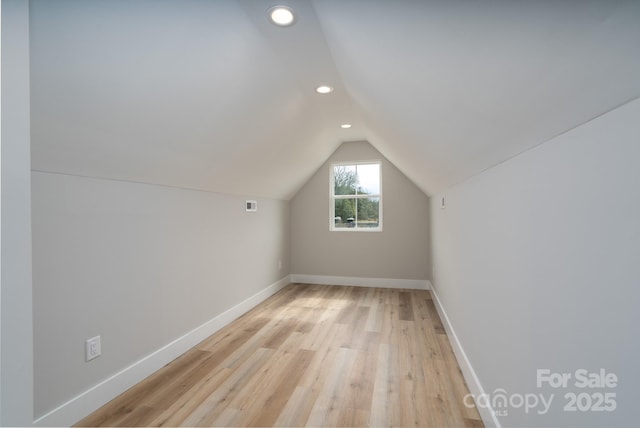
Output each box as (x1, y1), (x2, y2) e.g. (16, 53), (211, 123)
(29, 0), (640, 199)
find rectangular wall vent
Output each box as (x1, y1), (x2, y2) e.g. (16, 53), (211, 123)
(246, 200), (257, 212)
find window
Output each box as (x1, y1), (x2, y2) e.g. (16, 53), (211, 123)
(330, 161), (382, 231)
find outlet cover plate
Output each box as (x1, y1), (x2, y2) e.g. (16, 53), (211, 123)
(86, 336), (101, 361)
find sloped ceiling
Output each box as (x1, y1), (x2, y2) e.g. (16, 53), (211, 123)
(29, 0), (640, 199)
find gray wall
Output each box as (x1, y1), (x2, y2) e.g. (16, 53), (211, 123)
(1, 0), (34, 425)
(430, 98), (640, 427)
(291, 141), (430, 280)
(31, 172), (290, 418)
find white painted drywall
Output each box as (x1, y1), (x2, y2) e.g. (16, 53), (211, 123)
(28, 0), (356, 200)
(291, 141), (430, 281)
(430, 98), (640, 427)
(31, 172), (290, 419)
(1, 0), (35, 425)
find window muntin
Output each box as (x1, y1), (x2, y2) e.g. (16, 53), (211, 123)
(331, 161), (382, 231)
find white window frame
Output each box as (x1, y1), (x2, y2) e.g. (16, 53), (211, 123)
(330, 160), (383, 232)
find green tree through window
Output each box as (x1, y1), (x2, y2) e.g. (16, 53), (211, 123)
(331, 162), (381, 230)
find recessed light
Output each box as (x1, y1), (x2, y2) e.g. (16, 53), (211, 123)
(269, 6), (295, 27)
(341, 123), (352, 129)
(315, 85), (333, 94)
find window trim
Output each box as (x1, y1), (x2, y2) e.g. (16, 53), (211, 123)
(329, 160), (383, 232)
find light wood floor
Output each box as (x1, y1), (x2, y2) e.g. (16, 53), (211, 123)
(76, 284), (483, 427)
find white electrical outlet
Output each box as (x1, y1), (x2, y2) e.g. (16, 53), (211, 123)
(86, 336), (101, 362)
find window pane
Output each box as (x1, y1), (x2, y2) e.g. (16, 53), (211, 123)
(356, 163), (380, 195)
(334, 199), (356, 228)
(334, 165), (357, 195)
(356, 197), (379, 228)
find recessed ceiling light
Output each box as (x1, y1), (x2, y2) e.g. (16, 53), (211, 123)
(315, 85), (333, 94)
(341, 123), (352, 129)
(269, 6), (295, 27)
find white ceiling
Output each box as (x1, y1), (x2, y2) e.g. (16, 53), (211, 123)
(29, 0), (640, 199)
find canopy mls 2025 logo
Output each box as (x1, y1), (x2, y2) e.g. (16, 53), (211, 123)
(464, 368), (617, 417)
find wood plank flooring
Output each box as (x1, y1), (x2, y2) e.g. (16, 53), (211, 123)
(75, 284), (483, 427)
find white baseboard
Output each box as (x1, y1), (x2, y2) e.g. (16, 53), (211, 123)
(33, 275), (291, 427)
(290, 274), (430, 290)
(429, 281), (501, 428)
